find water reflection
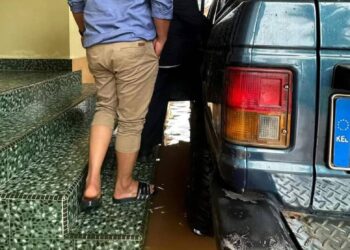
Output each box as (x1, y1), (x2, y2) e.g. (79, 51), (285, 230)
(163, 101), (191, 146)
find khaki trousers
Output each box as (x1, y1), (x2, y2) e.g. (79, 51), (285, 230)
(87, 41), (159, 153)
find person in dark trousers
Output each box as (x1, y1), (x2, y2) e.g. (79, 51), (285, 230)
(139, 0), (210, 160)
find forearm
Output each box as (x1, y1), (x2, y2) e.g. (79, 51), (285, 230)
(68, 0), (85, 32)
(151, 0), (172, 42)
(153, 18), (170, 42)
(72, 13), (85, 34)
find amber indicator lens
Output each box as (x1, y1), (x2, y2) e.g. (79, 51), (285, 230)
(224, 67), (293, 148)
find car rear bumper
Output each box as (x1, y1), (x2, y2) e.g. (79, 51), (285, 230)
(210, 178), (298, 249)
(211, 178), (350, 250)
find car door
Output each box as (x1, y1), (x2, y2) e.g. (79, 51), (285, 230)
(313, 0), (350, 213)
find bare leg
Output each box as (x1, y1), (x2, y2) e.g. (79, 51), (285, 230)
(113, 151), (138, 199)
(84, 125), (113, 198)
(113, 151), (154, 199)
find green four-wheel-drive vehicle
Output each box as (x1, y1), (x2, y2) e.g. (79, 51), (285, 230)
(188, 0), (350, 249)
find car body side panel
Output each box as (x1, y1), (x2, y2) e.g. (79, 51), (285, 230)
(204, 0), (318, 209)
(253, 2), (316, 48)
(246, 48), (317, 209)
(245, 1), (317, 209)
(312, 0), (350, 213)
(318, 2), (350, 49)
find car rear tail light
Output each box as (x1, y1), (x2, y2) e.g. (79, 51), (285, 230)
(224, 67), (293, 148)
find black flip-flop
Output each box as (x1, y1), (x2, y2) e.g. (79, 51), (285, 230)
(112, 182), (156, 204)
(80, 195), (102, 211)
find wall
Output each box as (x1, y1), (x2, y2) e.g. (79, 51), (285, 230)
(0, 1), (94, 82)
(69, 12), (94, 83)
(69, 13), (86, 59)
(0, 0), (70, 59)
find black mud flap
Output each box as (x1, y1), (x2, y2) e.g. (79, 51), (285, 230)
(211, 179), (298, 250)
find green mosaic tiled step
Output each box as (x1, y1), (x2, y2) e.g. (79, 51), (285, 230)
(0, 71), (67, 93)
(0, 64), (156, 249)
(69, 152), (155, 250)
(0, 85), (96, 148)
(0, 71), (81, 114)
(0, 146), (156, 249)
(0, 86), (95, 184)
(0, 59), (72, 71)
(0, 99), (94, 248)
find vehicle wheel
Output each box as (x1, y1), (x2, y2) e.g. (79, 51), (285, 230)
(186, 101), (214, 236)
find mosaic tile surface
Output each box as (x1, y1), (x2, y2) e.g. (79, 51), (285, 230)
(0, 66), (157, 249)
(0, 239), (9, 250)
(76, 239), (142, 250)
(0, 102), (94, 240)
(0, 71), (82, 114)
(0, 198), (9, 245)
(10, 199), (64, 239)
(70, 151), (155, 238)
(0, 71), (66, 93)
(0, 59), (72, 71)
(0, 85), (96, 149)
(65, 147), (156, 250)
(0, 94), (95, 184)
(1, 120), (90, 197)
(10, 238), (74, 250)
(0, 144), (156, 248)
(8, 238), (141, 250)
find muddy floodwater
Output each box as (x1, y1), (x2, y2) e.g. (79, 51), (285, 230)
(145, 101), (216, 250)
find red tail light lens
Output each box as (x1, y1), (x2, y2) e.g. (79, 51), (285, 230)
(224, 67), (293, 148)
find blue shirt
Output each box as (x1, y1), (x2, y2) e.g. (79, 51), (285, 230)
(68, 0), (173, 48)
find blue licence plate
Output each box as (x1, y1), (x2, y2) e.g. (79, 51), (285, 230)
(332, 97), (350, 169)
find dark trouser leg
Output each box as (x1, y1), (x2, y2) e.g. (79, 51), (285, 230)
(140, 68), (172, 155)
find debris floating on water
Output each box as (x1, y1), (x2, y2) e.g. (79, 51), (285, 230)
(153, 206), (164, 210)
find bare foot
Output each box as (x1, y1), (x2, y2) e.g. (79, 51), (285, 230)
(83, 176), (101, 199)
(113, 180), (155, 200)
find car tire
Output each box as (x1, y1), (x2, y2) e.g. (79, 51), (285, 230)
(186, 101), (214, 236)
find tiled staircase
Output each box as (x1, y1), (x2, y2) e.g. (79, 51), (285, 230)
(0, 61), (155, 249)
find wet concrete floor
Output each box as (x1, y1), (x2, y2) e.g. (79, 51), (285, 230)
(145, 102), (216, 250)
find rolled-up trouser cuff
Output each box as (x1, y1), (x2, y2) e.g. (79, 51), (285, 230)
(91, 111), (116, 130)
(116, 134), (141, 153)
